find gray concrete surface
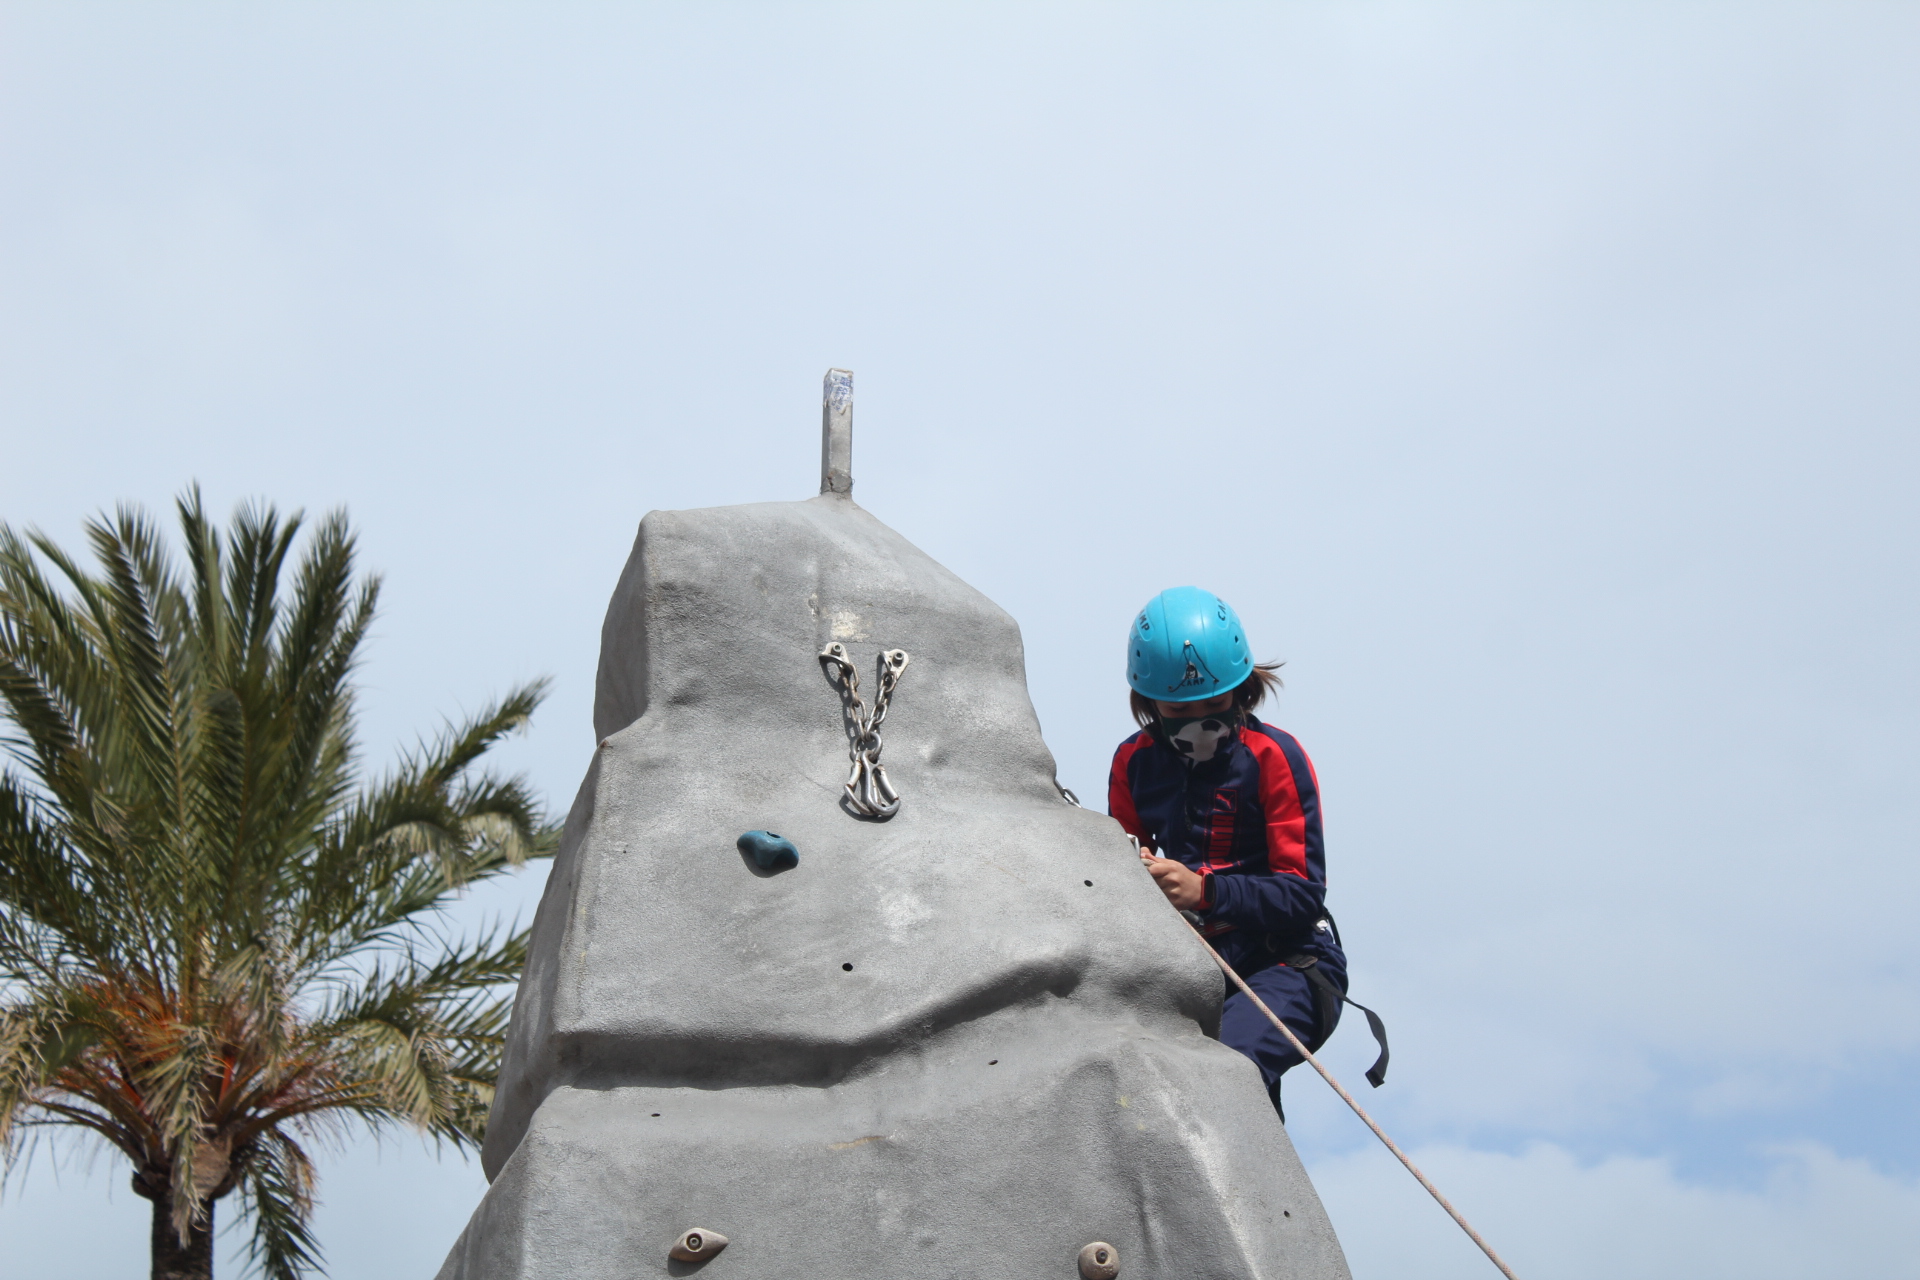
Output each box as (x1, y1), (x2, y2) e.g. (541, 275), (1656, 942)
(436, 492), (1350, 1280)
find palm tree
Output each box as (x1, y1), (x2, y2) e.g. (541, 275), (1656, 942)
(0, 489), (555, 1280)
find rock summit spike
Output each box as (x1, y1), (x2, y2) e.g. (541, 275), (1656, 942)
(821, 368), (853, 496)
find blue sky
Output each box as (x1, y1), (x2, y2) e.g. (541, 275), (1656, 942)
(2, 4), (1917, 1277)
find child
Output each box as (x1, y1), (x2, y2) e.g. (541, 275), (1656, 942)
(1108, 586), (1348, 1119)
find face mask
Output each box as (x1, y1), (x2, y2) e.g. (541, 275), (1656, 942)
(1161, 709), (1239, 763)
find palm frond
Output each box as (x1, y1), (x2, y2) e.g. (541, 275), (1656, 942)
(238, 1128), (324, 1280)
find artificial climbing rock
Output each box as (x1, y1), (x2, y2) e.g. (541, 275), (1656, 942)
(434, 486), (1351, 1279)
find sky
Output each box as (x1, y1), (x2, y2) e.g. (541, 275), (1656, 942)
(2, 2), (1917, 1277)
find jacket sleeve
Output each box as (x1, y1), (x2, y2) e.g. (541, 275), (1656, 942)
(1107, 735), (1149, 845)
(1201, 730), (1327, 941)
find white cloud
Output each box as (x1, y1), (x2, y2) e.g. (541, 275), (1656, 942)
(1314, 1140), (1920, 1280)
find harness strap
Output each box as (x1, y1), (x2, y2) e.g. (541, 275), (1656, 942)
(1285, 953), (1390, 1088)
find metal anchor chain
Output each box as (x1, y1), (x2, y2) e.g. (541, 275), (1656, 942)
(818, 642), (910, 818)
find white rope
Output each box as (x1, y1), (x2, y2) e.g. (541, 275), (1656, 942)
(1172, 909), (1521, 1280)
(818, 643), (910, 818)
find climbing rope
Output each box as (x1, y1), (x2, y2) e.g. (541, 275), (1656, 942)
(818, 642), (910, 818)
(1162, 892), (1521, 1280)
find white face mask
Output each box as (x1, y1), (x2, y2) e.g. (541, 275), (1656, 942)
(1163, 711), (1238, 763)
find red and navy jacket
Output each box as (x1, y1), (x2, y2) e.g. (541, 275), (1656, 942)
(1109, 714), (1344, 977)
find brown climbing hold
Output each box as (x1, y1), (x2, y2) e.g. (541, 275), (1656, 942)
(669, 1228), (728, 1262)
(1078, 1241), (1119, 1278)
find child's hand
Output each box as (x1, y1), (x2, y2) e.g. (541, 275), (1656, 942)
(1140, 850), (1208, 911)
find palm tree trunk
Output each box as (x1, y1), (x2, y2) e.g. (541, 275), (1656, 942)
(149, 1189), (215, 1280)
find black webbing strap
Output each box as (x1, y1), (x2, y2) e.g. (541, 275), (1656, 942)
(1286, 954), (1391, 1088)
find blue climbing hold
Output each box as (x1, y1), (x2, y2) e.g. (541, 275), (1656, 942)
(737, 830), (799, 871)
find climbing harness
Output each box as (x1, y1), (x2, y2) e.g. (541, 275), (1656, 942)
(1284, 947), (1390, 1089)
(819, 642), (910, 819)
(1258, 911), (1390, 1088)
(1153, 883), (1521, 1279)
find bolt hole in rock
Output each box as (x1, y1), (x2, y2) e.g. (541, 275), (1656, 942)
(1084, 879), (1093, 886)
(842, 962), (853, 971)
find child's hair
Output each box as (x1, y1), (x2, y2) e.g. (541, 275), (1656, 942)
(1130, 661), (1284, 728)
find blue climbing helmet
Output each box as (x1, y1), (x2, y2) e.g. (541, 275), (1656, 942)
(1126, 586), (1254, 703)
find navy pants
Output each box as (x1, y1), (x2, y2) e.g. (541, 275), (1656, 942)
(1219, 961), (1339, 1121)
